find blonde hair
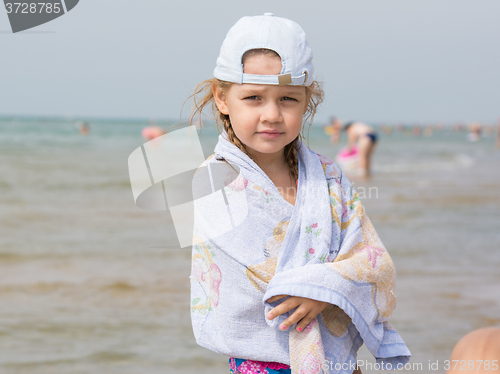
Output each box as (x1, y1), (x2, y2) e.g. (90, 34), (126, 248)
(188, 49), (324, 183)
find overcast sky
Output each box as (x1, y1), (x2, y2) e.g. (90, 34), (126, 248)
(1, 0), (499, 124)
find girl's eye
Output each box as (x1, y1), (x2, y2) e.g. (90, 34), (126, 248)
(283, 96), (298, 101)
(244, 96), (259, 100)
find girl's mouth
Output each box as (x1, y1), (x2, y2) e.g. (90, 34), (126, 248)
(258, 131), (283, 139)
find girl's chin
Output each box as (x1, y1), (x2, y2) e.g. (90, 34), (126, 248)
(246, 145), (287, 157)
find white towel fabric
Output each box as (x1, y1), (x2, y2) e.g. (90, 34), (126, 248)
(190, 132), (411, 374)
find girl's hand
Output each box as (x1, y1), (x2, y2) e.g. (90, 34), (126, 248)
(266, 295), (328, 332)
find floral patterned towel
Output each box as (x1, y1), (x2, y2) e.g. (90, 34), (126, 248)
(190, 131), (410, 374)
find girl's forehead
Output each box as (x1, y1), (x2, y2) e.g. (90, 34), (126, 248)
(231, 83), (306, 95)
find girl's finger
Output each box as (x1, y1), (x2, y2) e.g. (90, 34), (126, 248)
(295, 310), (316, 332)
(277, 306), (308, 330)
(266, 298), (299, 320)
(266, 294), (287, 303)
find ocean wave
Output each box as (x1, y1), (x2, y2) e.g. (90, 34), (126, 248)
(374, 153), (474, 173)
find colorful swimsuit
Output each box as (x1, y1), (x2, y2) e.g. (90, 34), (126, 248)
(229, 357), (291, 374)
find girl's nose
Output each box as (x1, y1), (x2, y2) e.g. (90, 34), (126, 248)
(260, 102), (282, 123)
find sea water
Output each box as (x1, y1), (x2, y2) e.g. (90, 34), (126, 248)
(0, 117), (499, 374)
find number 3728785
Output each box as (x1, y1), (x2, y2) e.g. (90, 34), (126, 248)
(5, 3), (61, 14)
(444, 360), (498, 371)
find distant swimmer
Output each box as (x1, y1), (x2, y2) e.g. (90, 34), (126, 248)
(413, 124), (421, 137)
(424, 125), (433, 137)
(75, 121), (90, 135)
(466, 122), (482, 142)
(141, 126), (166, 141)
(447, 327), (500, 374)
(496, 119), (500, 149)
(330, 118), (377, 178)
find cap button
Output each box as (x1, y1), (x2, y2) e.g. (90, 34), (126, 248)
(263, 12), (274, 16)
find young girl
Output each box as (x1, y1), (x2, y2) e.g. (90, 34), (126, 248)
(189, 14), (410, 374)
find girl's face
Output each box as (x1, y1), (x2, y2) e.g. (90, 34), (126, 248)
(213, 53), (309, 162)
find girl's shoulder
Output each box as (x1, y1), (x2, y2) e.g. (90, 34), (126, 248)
(315, 152), (342, 182)
(203, 153), (219, 165)
(192, 153), (236, 196)
(192, 154), (220, 192)
(314, 152), (354, 199)
(194, 153), (221, 175)
(193, 153), (243, 187)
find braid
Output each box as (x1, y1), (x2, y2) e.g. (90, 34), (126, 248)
(284, 136), (300, 183)
(220, 113), (249, 154)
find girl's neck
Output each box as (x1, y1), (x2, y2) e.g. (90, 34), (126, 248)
(247, 147), (297, 205)
(246, 148), (287, 177)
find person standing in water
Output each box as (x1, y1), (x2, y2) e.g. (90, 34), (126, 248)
(330, 118), (378, 177)
(496, 118), (500, 149)
(75, 121), (90, 136)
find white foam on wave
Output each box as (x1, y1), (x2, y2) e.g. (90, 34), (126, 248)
(374, 153), (475, 173)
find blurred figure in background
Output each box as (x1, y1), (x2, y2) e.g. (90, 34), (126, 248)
(483, 123), (495, 136)
(382, 124), (393, 135)
(467, 122), (482, 142)
(328, 117), (342, 144)
(447, 327), (500, 374)
(413, 124), (421, 137)
(424, 124), (433, 137)
(141, 126), (166, 141)
(75, 121), (90, 135)
(496, 119), (500, 149)
(330, 118), (378, 178)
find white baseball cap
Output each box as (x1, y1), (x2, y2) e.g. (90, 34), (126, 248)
(214, 13), (314, 86)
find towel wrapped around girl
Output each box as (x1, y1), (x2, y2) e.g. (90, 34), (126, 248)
(190, 132), (411, 374)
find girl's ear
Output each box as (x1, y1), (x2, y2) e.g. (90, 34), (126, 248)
(212, 82), (229, 115)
